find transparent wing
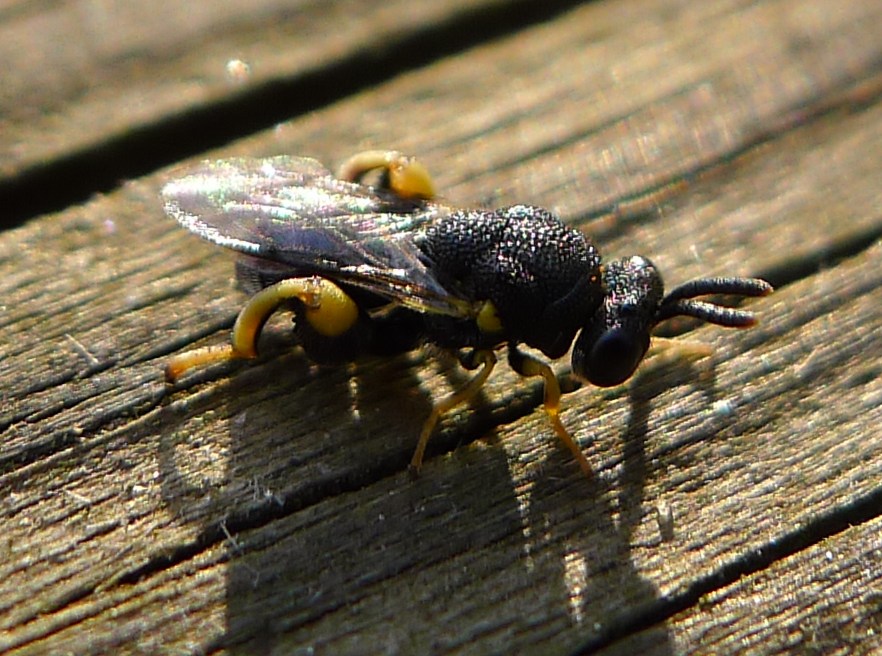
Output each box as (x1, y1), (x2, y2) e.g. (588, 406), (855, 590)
(162, 156), (467, 316)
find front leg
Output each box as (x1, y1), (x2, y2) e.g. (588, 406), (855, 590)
(507, 344), (592, 477)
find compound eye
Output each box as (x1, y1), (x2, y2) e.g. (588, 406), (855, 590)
(573, 327), (648, 388)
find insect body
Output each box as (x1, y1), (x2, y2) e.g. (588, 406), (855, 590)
(163, 150), (772, 476)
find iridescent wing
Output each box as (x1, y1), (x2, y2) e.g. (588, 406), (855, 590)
(162, 156), (468, 317)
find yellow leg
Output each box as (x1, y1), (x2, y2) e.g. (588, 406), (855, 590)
(409, 350), (497, 474)
(642, 336), (715, 382)
(647, 336), (714, 361)
(337, 150), (436, 200)
(508, 347), (592, 477)
(166, 277), (359, 382)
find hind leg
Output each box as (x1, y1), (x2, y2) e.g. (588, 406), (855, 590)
(166, 277), (359, 381)
(337, 150), (436, 200)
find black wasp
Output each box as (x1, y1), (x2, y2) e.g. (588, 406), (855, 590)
(163, 150), (772, 476)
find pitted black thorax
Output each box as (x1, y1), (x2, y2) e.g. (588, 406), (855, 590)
(418, 204), (604, 358)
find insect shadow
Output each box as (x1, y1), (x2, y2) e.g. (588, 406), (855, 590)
(156, 321), (532, 527)
(155, 333), (427, 491)
(618, 339), (725, 540)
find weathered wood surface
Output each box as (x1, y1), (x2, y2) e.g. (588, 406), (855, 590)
(2, 0), (881, 654)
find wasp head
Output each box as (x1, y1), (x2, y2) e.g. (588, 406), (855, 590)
(571, 256), (772, 387)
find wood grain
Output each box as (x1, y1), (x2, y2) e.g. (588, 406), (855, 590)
(0, 0), (523, 178)
(1, 0), (881, 654)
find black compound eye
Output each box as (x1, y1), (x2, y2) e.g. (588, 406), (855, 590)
(572, 326), (648, 388)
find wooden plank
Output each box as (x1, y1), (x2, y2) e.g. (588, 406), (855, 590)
(4, 242), (878, 654)
(620, 515), (882, 655)
(0, 0), (526, 179)
(1, 0), (881, 653)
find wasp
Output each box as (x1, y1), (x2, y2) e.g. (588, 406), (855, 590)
(163, 150), (772, 476)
